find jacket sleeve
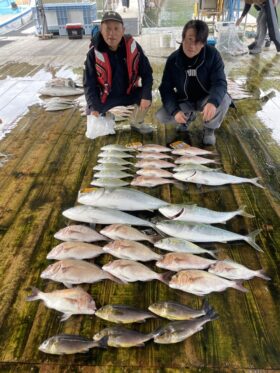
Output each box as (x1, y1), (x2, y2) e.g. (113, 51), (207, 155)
(159, 56), (181, 116)
(83, 48), (103, 113)
(206, 49), (228, 108)
(136, 43), (153, 101)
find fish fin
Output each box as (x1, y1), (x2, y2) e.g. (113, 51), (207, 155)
(245, 229), (263, 252)
(106, 273), (125, 284)
(232, 280), (248, 293)
(250, 177), (265, 189)
(60, 313), (72, 322)
(26, 287), (41, 301)
(238, 205), (255, 219)
(95, 336), (108, 349)
(207, 249), (219, 259)
(257, 269), (271, 281)
(159, 271), (173, 285)
(63, 282), (73, 288)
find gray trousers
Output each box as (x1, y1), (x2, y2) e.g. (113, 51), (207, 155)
(156, 93), (231, 130)
(255, 6), (267, 49)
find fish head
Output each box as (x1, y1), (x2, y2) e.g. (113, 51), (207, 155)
(178, 170), (196, 179)
(158, 205), (183, 219)
(169, 271), (190, 288)
(148, 302), (164, 315)
(78, 187), (105, 204)
(39, 337), (55, 354)
(102, 261), (114, 271)
(40, 262), (62, 279)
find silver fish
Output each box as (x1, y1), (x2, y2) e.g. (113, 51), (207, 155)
(208, 259), (271, 280)
(136, 152), (172, 159)
(154, 237), (217, 258)
(137, 144), (171, 153)
(101, 144), (134, 151)
(102, 240), (162, 262)
(148, 300), (212, 320)
(171, 146), (214, 156)
(39, 334), (105, 355)
(131, 176), (178, 187)
(173, 163), (220, 172)
(47, 241), (104, 260)
(153, 308), (218, 344)
(156, 221), (263, 252)
(173, 170), (264, 188)
(95, 305), (156, 324)
(94, 170), (132, 179)
(26, 286), (96, 321)
(40, 259), (121, 287)
(93, 163), (130, 171)
(99, 150), (134, 158)
(102, 259), (169, 284)
(100, 224), (156, 243)
(156, 253), (216, 271)
(135, 159), (175, 168)
(54, 224), (107, 242)
(63, 205), (155, 227)
(136, 168), (173, 178)
(77, 187), (168, 211)
(174, 155), (218, 165)
(98, 157), (134, 166)
(169, 269), (248, 295)
(91, 178), (130, 187)
(159, 204), (254, 224)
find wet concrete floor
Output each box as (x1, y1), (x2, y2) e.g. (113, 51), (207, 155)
(0, 30), (280, 372)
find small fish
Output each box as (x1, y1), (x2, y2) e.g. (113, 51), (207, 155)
(136, 168), (174, 178)
(93, 163), (130, 171)
(173, 163), (220, 172)
(153, 308), (218, 344)
(131, 176), (178, 188)
(26, 286), (96, 321)
(136, 152), (172, 159)
(156, 252), (216, 271)
(135, 159), (175, 169)
(98, 150), (134, 158)
(94, 170), (132, 179)
(102, 259), (170, 284)
(95, 305), (156, 324)
(100, 224), (157, 243)
(54, 224), (107, 242)
(158, 204), (254, 224)
(102, 240), (162, 261)
(91, 178), (130, 187)
(39, 334), (106, 355)
(174, 155), (218, 165)
(174, 170), (264, 188)
(47, 241), (104, 260)
(171, 146), (214, 156)
(208, 259), (271, 280)
(169, 269), (248, 295)
(154, 237), (217, 259)
(149, 300), (213, 320)
(137, 144), (171, 153)
(93, 326), (156, 347)
(101, 144), (134, 152)
(98, 157), (134, 166)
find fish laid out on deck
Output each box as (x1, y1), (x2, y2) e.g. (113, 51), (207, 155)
(95, 305), (156, 324)
(135, 159), (175, 168)
(97, 157), (134, 166)
(159, 204), (254, 224)
(91, 178), (130, 188)
(131, 176), (178, 188)
(39, 77), (84, 97)
(98, 150), (134, 159)
(54, 224), (108, 242)
(101, 144), (135, 152)
(174, 155), (219, 165)
(26, 287), (96, 321)
(156, 221), (263, 252)
(93, 163), (131, 171)
(173, 163), (221, 172)
(136, 152), (173, 159)
(100, 224), (157, 243)
(171, 146), (215, 156)
(47, 241), (104, 260)
(156, 252), (216, 271)
(93, 170), (133, 179)
(136, 168), (174, 178)
(135, 144), (172, 153)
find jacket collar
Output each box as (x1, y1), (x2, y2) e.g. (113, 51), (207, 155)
(176, 44), (206, 68)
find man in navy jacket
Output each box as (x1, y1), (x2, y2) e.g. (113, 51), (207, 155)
(84, 11), (153, 134)
(156, 20), (231, 145)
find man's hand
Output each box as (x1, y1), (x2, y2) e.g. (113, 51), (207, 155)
(202, 103), (216, 122)
(91, 111), (100, 117)
(236, 16), (243, 26)
(174, 111), (187, 124)
(139, 99), (151, 110)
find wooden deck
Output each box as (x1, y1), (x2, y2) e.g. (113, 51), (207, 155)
(0, 32), (280, 372)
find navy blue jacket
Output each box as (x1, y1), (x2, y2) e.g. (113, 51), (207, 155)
(159, 44), (228, 116)
(84, 32), (153, 113)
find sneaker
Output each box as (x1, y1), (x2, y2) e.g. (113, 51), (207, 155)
(248, 41), (257, 50)
(203, 128), (216, 146)
(131, 123), (153, 134)
(249, 48), (262, 55)
(264, 40), (271, 49)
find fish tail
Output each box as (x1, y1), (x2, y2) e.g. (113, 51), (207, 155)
(26, 287), (41, 301)
(250, 177), (265, 189)
(232, 280), (248, 293)
(246, 229), (263, 252)
(257, 269), (271, 281)
(107, 273), (125, 284)
(202, 299), (213, 315)
(91, 336), (108, 349)
(205, 305), (219, 321)
(159, 271), (173, 285)
(147, 326), (163, 340)
(207, 249), (219, 259)
(238, 205), (255, 219)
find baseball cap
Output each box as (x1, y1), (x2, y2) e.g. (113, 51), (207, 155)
(101, 11), (123, 24)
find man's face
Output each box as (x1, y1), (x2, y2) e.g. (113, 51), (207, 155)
(182, 28), (204, 58)
(101, 21), (125, 51)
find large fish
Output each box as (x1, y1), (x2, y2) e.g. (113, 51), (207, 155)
(93, 326), (156, 347)
(153, 308), (218, 344)
(63, 205), (155, 227)
(100, 224), (157, 243)
(169, 269), (248, 295)
(91, 178), (130, 188)
(39, 334), (106, 355)
(47, 241), (104, 260)
(171, 146), (214, 156)
(102, 259), (170, 284)
(95, 305), (156, 324)
(54, 224), (107, 242)
(156, 221), (263, 252)
(173, 170), (264, 188)
(136, 168), (173, 178)
(208, 259), (271, 280)
(136, 152), (172, 159)
(40, 259), (122, 287)
(159, 204), (254, 224)
(26, 286), (96, 321)
(174, 155), (218, 165)
(154, 237), (217, 258)
(93, 170), (132, 179)
(131, 176), (178, 188)
(102, 240), (161, 262)
(135, 159), (175, 169)
(98, 150), (134, 158)
(77, 187), (168, 211)
(156, 253), (216, 271)
(149, 300), (213, 320)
